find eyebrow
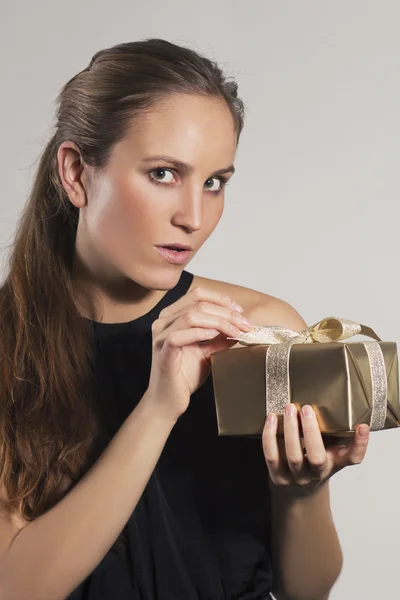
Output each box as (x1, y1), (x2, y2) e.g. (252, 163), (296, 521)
(141, 155), (236, 177)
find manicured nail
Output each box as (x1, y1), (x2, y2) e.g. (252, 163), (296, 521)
(242, 318), (254, 328)
(285, 403), (296, 416)
(302, 405), (314, 418)
(358, 424), (369, 437)
(266, 414), (277, 427)
(232, 302), (244, 313)
(205, 329), (220, 337)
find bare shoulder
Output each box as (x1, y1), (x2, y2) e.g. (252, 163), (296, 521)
(190, 274), (307, 330)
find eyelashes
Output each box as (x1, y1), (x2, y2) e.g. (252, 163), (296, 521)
(147, 167), (230, 195)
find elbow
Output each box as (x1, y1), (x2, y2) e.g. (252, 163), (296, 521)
(275, 557), (343, 600)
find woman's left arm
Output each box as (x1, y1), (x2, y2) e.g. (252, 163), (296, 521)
(248, 298), (370, 600)
(268, 469), (343, 600)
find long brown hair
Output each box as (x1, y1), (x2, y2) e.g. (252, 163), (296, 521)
(0, 39), (245, 556)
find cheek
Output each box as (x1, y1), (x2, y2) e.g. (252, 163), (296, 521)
(203, 198), (224, 231)
(93, 177), (157, 244)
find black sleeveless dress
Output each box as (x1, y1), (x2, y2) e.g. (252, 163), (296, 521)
(68, 270), (274, 599)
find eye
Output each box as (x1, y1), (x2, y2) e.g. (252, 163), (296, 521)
(204, 177), (225, 193)
(149, 168), (175, 184)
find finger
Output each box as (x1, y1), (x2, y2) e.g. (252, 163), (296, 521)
(300, 405), (328, 476)
(322, 434), (353, 448)
(163, 327), (222, 351)
(158, 286), (244, 319)
(198, 334), (239, 357)
(159, 327), (238, 371)
(283, 404), (305, 475)
(262, 413), (281, 477)
(155, 309), (250, 344)
(343, 424), (370, 466)
(158, 302), (253, 335)
(161, 327), (219, 367)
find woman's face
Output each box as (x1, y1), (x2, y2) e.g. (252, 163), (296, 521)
(70, 93), (237, 297)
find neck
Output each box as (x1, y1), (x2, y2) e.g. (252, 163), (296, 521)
(71, 255), (169, 324)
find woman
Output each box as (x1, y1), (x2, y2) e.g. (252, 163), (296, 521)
(0, 39), (369, 600)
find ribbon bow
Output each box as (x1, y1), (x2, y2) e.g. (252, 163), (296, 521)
(230, 317), (387, 431)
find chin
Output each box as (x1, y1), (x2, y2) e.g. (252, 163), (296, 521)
(131, 264), (185, 291)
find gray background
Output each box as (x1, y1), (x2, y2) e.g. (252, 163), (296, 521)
(1, 1), (399, 598)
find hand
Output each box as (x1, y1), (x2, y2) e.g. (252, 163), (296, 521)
(146, 286), (253, 421)
(262, 403), (370, 495)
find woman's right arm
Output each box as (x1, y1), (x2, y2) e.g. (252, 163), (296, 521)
(0, 286), (252, 600)
(0, 390), (177, 600)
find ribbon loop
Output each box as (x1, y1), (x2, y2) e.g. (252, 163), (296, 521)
(309, 317), (362, 343)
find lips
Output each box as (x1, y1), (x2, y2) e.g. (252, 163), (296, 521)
(160, 244), (192, 251)
(155, 245), (192, 264)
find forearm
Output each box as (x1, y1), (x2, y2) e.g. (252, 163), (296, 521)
(0, 390), (176, 600)
(270, 481), (343, 600)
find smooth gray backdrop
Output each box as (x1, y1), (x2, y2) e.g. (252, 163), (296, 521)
(1, 1), (399, 599)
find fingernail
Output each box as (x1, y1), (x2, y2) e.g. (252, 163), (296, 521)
(358, 425), (369, 437)
(285, 403), (296, 416)
(241, 318), (254, 329)
(232, 302), (244, 313)
(266, 413), (277, 427)
(302, 405), (314, 418)
(205, 329), (220, 337)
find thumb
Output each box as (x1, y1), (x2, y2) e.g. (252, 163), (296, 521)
(200, 334), (238, 358)
(159, 337), (182, 372)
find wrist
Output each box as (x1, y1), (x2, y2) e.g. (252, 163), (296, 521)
(268, 477), (329, 505)
(140, 388), (181, 429)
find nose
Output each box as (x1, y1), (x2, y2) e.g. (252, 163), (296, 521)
(171, 186), (203, 232)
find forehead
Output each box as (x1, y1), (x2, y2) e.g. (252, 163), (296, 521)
(115, 93), (237, 167)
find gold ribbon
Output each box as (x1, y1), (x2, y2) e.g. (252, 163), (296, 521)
(230, 317), (388, 431)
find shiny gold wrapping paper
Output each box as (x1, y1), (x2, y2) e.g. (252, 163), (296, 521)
(210, 341), (400, 437)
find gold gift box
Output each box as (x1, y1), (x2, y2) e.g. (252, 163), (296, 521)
(210, 324), (400, 437)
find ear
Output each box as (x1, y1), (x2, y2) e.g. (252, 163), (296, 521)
(57, 141), (89, 208)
